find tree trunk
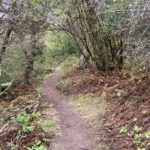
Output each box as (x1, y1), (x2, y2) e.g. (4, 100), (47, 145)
(24, 53), (34, 83)
(19, 34), (35, 83)
(0, 26), (12, 64)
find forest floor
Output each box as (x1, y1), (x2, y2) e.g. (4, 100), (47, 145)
(0, 66), (149, 150)
(0, 71), (57, 150)
(57, 67), (150, 150)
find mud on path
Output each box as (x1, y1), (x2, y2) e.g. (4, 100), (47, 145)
(43, 69), (97, 150)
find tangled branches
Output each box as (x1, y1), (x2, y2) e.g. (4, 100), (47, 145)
(127, 0), (150, 69)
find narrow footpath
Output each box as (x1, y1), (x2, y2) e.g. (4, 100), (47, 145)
(43, 69), (97, 150)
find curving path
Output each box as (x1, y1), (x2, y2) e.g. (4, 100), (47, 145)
(43, 68), (97, 150)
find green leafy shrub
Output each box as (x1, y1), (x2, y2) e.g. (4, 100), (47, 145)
(44, 32), (79, 68)
(119, 125), (128, 134)
(134, 125), (142, 134)
(145, 131), (150, 139)
(27, 140), (47, 150)
(47, 32), (79, 55)
(11, 112), (35, 133)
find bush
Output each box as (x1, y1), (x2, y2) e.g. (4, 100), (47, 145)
(45, 31), (79, 67)
(126, 0), (150, 69)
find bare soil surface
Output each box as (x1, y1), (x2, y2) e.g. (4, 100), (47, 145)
(43, 69), (97, 150)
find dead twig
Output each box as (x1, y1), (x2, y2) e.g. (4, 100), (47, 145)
(0, 122), (9, 134)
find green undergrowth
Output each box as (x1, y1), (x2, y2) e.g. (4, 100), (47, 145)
(119, 124), (150, 150)
(70, 94), (107, 126)
(0, 85), (57, 150)
(45, 31), (80, 71)
(58, 55), (80, 71)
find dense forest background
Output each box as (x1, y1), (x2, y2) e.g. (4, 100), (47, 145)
(0, 0), (149, 87)
(0, 0), (150, 150)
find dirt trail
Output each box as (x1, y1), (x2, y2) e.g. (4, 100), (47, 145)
(43, 68), (97, 150)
